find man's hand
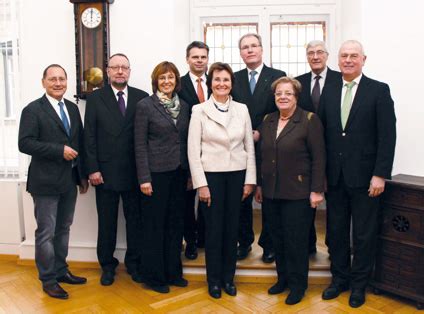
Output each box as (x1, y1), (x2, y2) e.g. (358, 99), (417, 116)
(242, 184), (255, 201)
(63, 145), (78, 161)
(140, 182), (153, 196)
(79, 179), (89, 194)
(198, 186), (211, 207)
(89, 172), (104, 186)
(368, 175), (385, 197)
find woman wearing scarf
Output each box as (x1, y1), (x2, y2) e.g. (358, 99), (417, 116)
(188, 62), (256, 298)
(134, 61), (190, 293)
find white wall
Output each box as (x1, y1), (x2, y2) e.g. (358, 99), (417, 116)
(361, 0), (424, 176)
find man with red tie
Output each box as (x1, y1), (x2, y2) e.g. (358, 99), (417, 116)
(178, 41), (210, 260)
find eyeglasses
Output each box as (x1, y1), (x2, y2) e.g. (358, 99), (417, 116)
(240, 44), (262, 51)
(275, 91), (295, 97)
(46, 77), (67, 83)
(307, 50), (327, 57)
(108, 65), (130, 71)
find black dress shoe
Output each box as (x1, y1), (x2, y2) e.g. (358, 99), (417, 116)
(208, 284), (221, 299)
(146, 283), (170, 293)
(268, 281), (287, 295)
(223, 282), (237, 296)
(169, 277), (188, 287)
(285, 290), (304, 305)
(262, 250), (275, 263)
(349, 289), (365, 308)
(322, 282), (349, 300)
(236, 246), (252, 260)
(185, 243), (198, 260)
(57, 271), (87, 285)
(130, 271), (144, 284)
(43, 283), (68, 299)
(100, 271), (115, 286)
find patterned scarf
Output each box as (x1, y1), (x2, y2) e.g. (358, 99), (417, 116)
(156, 91), (181, 120)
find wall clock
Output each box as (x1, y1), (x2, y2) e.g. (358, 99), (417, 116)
(70, 0), (114, 101)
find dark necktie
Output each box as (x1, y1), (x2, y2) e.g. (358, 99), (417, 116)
(249, 70), (257, 94)
(58, 101), (70, 136)
(196, 78), (205, 103)
(117, 91), (126, 116)
(311, 75), (321, 112)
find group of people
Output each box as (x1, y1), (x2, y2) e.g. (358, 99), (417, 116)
(18, 33), (396, 309)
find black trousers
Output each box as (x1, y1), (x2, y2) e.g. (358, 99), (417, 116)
(140, 168), (186, 286)
(326, 175), (380, 289)
(95, 186), (141, 273)
(238, 194), (273, 251)
(203, 170), (245, 285)
(183, 189), (205, 246)
(309, 207), (317, 251)
(265, 197), (312, 292)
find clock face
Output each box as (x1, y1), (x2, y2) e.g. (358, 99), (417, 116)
(81, 7), (102, 29)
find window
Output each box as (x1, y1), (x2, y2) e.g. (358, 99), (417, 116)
(0, 0), (21, 178)
(204, 23), (258, 71)
(271, 22), (326, 77)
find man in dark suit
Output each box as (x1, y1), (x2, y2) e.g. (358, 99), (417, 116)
(178, 41), (209, 260)
(319, 40), (396, 308)
(232, 33), (286, 262)
(296, 40), (341, 254)
(18, 64), (88, 299)
(84, 53), (148, 286)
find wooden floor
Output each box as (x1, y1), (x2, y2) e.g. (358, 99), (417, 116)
(1, 210), (420, 313)
(0, 256), (420, 313)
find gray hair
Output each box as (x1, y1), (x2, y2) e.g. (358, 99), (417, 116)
(238, 33), (262, 49)
(306, 40), (328, 53)
(339, 40), (366, 56)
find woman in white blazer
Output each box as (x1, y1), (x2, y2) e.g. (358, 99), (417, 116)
(188, 62), (256, 299)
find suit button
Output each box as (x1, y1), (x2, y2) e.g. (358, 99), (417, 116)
(339, 153), (343, 156)
(272, 160), (275, 163)
(342, 132), (346, 136)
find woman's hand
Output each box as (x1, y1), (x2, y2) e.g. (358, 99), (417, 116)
(310, 192), (324, 208)
(140, 182), (153, 196)
(198, 186), (211, 207)
(254, 186), (263, 203)
(242, 184), (255, 201)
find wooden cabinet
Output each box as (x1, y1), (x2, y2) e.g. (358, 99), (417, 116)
(371, 174), (424, 310)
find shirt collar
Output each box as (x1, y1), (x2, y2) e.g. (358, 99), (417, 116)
(343, 73), (363, 86)
(45, 93), (64, 106)
(247, 63), (264, 77)
(312, 66), (328, 81)
(111, 85), (128, 97)
(189, 71), (207, 84)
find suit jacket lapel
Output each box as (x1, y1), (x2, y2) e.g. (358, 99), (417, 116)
(64, 99), (78, 139)
(345, 75), (369, 130)
(276, 107), (301, 142)
(40, 95), (69, 137)
(182, 74), (200, 104)
(253, 65), (272, 97)
(124, 86), (138, 123)
(102, 85), (126, 124)
(203, 98), (228, 127)
(238, 68), (253, 100)
(152, 94), (177, 129)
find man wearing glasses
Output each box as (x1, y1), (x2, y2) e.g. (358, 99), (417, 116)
(296, 40), (341, 255)
(232, 33), (286, 263)
(84, 53), (148, 286)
